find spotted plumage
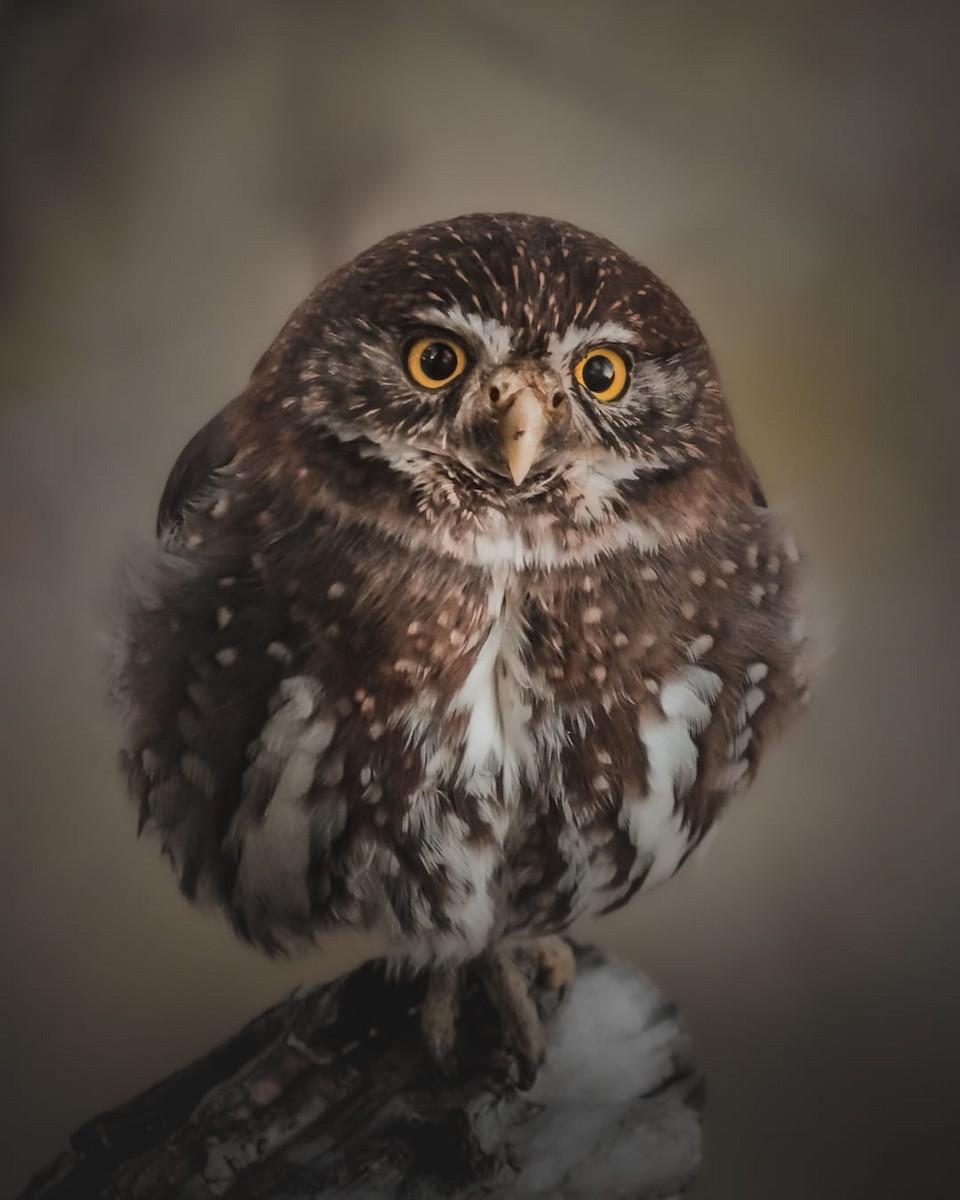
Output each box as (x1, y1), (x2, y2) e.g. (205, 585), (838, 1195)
(111, 213), (806, 1073)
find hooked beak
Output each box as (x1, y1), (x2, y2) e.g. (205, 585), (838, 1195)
(501, 389), (549, 485)
(488, 366), (566, 485)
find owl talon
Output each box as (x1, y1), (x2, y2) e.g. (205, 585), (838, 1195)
(419, 942), (573, 1087)
(477, 945), (547, 1091)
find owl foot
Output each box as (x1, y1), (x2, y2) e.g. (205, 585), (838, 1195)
(482, 937), (577, 1087)
(476, 944), (546, 1089)
(420, 938), (576, 1089)
(417, 936), (571, 1089)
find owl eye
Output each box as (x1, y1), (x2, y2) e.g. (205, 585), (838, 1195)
(405, 336), (468, 389)
(573, 347), (630, 403)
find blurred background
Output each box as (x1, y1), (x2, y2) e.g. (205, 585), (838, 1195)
(1, 1), (957, 1196)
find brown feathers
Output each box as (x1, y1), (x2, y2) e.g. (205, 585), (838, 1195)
(111, 214), (806, 962)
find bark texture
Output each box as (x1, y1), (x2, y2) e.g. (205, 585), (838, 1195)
(19, 944), (702, 1199)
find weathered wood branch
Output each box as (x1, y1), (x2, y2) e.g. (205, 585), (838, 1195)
(19, 944), (702, 1199)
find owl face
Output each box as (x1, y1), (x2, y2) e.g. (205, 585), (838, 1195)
(251, 214), (739, 531)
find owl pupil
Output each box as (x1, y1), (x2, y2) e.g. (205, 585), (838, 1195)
(420, 342), (457, 381)
(583, 355), (615, 393)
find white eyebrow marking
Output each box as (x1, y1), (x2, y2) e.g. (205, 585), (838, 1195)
(547, 321), (635, 364)
(413, 305), (512, 362)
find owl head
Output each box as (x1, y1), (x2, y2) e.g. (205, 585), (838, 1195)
(227, 214), (754, 558)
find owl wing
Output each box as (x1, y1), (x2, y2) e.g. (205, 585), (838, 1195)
(157, 407), (237, 536)
(119, 404), (265, 916)
(123, 405), (354, 949)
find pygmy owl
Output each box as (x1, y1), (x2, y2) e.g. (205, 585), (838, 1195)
(112, 213), (807, 1085)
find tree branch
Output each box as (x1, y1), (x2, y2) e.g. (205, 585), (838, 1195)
(19, 944), (702, 1199)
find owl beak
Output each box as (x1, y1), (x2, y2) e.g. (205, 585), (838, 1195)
(500, 389), (549, 485)
(486, 365), (566, 485)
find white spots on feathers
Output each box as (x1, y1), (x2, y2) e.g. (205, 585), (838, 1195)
(622, 665), (723, 891)
(662, 666), (723, 736)
(231, 676), (339, 923)
(687, 634), (714, 662)
(215, 647), (237, 667)
(216, 606), (233, 629)
(721, 673), (768, 796)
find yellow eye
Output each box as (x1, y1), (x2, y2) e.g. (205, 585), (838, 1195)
(574, 347), (630, 403)
(405, 336), (468, 389)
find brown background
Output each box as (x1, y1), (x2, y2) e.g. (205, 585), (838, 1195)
(1, 2), (958, 1196)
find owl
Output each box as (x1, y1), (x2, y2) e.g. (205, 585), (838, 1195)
(112, 213), (807, 1087)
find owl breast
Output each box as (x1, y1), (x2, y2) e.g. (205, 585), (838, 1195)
(118, 504), (801, 963)
(379, 554), (734, 959)
(446, 569), (538, 809)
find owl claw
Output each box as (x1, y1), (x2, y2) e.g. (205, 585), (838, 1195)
(420, 939), (575, 1089)
(481, 938), (580, 1089)
(476, 945), (546, 1089)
